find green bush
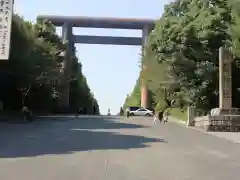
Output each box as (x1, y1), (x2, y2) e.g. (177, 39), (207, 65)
(169, 107), (187, 121)
(155, 99), (169, 112)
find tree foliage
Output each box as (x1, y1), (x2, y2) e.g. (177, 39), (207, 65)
(0, 14), (99, 114)
(123, 77), (141, 109)
(126, 0), (240, 112)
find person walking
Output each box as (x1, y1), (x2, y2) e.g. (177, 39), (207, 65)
(126, 109), (130, 119)
(22, 105), (32, 123)
(0, 100), (3, 113)
(120, 107), (124, 116)
(163, 110), (169, 124)
(107, 108), (111, 116)
(153, 111), (158, 125)
(158, 110), (164, 124)
(76, 107), (81, 119)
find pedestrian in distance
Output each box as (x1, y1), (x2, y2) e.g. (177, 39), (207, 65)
(126, 110), (130, 119)
(0, 100), (3, 113)
(153, 110), (159, 125)
(76, 107), (83, 118)
(120, 107), (124, 116)
(163, 110), (169, 124)
(22, 105), (32, 123)
(158, 110), (164, 124)
(107, 108), (111, 116)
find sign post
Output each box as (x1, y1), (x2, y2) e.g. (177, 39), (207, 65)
(0, 0), (13, 60)
(219, 47), (232, 110)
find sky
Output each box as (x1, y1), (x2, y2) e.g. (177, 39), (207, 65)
(14, 0), (171, 115)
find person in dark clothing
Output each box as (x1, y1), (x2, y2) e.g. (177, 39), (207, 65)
(83, 108), (86, 115)
(120, 107), (124, 116)
(126, 111), (130, 118)
(158, 110), (164, 124)
(107, 108), (111, 116)
(28, 110), (33, 123)
(93, 106), (96, 115)
(76, 107), (82, 118)
(22, 105), (32, 123)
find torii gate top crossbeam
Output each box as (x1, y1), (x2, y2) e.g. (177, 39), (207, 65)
(37, 15), (155, 29)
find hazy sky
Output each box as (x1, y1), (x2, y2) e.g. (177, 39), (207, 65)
(14, 0), (171, 114)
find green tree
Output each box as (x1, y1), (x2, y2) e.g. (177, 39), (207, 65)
(126, 0), (240, 116)
(147, 0), (235, 111)
(0, 14), (100, 114)
(123, 77), (141, 109)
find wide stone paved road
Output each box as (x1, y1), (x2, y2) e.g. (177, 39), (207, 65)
(0, 116), (240, 180)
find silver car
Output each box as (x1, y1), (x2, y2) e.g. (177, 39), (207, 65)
(128, 108), (153, 116)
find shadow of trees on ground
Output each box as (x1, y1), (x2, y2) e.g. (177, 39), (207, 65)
(0, 117), (165, 158)
(43, 117), (149, 130)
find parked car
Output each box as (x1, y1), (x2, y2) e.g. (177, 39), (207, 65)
(126, 107), (153, 116)
(126, 106), (141, 113)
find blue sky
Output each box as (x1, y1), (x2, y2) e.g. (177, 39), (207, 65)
(14, 0), (171, 114)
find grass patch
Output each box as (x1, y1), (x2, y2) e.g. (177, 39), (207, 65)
(169, 107), (187, 121)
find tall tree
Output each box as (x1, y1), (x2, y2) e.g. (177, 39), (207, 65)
(123, 77), (141, 108)
(0, 14), (100, 114)
(146, 0), (235, 110)
(125, 0), (240, 113)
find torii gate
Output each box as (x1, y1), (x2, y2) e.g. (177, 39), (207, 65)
(37, 15), (155, 109)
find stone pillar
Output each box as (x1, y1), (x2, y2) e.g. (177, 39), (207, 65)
(187, 106), (195, 126)
(59, 22), (73, 109)
(219, 47), (232, 111)
(141, 65), (148, 108)
(140, 26), (152, 108)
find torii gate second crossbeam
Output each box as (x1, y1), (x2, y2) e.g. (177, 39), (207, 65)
(37, 15), (156, 109)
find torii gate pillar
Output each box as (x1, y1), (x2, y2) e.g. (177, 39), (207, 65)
(58, 22), (74, 109)
(141, 26), (152, 108)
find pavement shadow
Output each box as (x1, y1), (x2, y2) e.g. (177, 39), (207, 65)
(36, 116), (148, 130)
(0, 117), (164, 158)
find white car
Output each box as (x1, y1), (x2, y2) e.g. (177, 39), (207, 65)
(128, 108), (153, 116)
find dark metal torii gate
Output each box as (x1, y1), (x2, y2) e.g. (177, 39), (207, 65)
(37, 15), (155, 109)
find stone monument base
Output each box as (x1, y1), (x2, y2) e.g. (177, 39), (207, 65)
(194, 108), (240, 132)
(210, 108), (240, 116)
(218, 108), (240, 115)
(207, 114), (240, 132)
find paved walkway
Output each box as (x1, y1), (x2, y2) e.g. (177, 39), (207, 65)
(0, 116), (240, 180)
(171, 117), (240, 144)
(205, 131), (240, 144)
